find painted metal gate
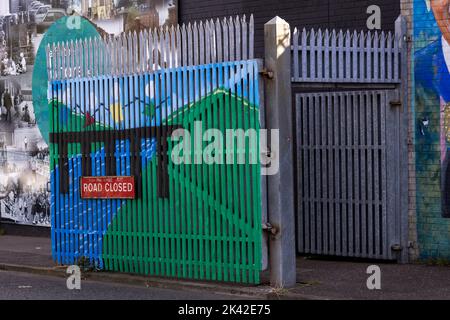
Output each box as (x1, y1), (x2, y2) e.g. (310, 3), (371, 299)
(48, 16), (264, 284)
(295, 90), (405, 260)
(292, 18), (408, 261)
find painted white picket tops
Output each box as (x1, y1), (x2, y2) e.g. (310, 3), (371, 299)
(292, 27), (403, 83)
(46, 15), (254, 81)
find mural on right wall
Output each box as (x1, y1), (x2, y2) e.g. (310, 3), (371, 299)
(414, 0), (450, 259)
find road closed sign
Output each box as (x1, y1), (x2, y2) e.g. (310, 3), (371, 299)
(80, 176), (136, 199)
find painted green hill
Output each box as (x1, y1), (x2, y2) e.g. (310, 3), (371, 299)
(103, 88), (262, 284)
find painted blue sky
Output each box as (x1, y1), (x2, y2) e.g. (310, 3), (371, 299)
(414, 0), (440, 48)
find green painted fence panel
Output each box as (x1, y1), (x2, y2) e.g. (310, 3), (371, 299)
(50, 60), (263, 284)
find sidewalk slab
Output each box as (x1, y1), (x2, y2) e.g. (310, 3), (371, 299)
(0, 235), (53, 268)
(293, 258), (450, 300)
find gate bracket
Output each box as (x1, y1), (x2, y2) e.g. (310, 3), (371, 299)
(260, 68), (274, 79)
(390, 100), (402, 108)
(261, 149), (273, 163)
(262, 223), (278, 235)
(391, 244), (403, 251)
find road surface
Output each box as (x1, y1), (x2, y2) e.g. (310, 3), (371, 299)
(0, 270), (248, 300)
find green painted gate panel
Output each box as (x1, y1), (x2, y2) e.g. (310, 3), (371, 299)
(50, 60), (263, 284)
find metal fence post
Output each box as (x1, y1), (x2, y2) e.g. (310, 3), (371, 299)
(396, 15), (410, 264)
(264, 16), (296, 288)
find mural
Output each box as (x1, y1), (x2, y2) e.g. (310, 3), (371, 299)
(70, 0), (178, 35)
(49, 61), (263, 283)
(0, 0), (178, 227)
(0, 3), (54, 227)
(414, 0), (450, 258)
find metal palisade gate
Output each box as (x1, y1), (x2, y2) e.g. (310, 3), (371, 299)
(292, 18), (409, 261)
(48, 16), (264, 284)
(47, 15), (254, 80)
(292, 27), (401, 83)
(295, 90), (403, 259)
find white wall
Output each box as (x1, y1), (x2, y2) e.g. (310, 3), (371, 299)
(0, 1), (9, 16)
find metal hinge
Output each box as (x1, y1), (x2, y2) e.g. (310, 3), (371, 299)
(259, 68), (274, 79)
(390, 101), (402, 108)
(260, 149), (273, 164)
(391, 244), (403, 251)
(262, 223), (278, 235)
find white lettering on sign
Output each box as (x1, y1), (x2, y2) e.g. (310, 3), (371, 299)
(104, 182), (133, 192)
(80, 176), (135, 199)
(82, 182), (134, 193)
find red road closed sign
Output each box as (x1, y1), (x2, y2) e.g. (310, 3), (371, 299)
(80, 176), (135, 199)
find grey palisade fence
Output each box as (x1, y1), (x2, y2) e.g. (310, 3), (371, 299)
(47, 15), (254, 80)
(292, 27), (401, 83)
(293, 17), (409, 262)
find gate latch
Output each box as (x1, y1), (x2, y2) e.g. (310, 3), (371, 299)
(391, 244), (403, 251)
(260, 68), (274, 80)
(261, 149), (273, 164)
(390, 101), (402, 108)
(262, 223), (278, 235)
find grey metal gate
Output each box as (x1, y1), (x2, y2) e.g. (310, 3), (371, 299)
(295, 90), (405, 260)
(292, 17), (408, 261)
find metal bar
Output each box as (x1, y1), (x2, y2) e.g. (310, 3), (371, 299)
(346, 92), (354, 256)
(354, 93), (361, 257)
(321, 93), (328, 254)
(360, 92), (367, 256)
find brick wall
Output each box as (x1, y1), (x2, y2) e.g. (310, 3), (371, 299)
(407, 0), (450, 261)
(179, 0), (400, 57)
(401, 0), (419, 261)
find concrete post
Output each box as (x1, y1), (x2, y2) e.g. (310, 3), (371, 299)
(264, 16), (296, 288)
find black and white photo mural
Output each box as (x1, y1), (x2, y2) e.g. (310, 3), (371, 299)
(0, 0), (50, 227)
(0, 0), (178, 227)
(71, 0), (178, 34)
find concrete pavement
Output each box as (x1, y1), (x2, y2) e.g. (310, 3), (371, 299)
(0, 235), (52, 267)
